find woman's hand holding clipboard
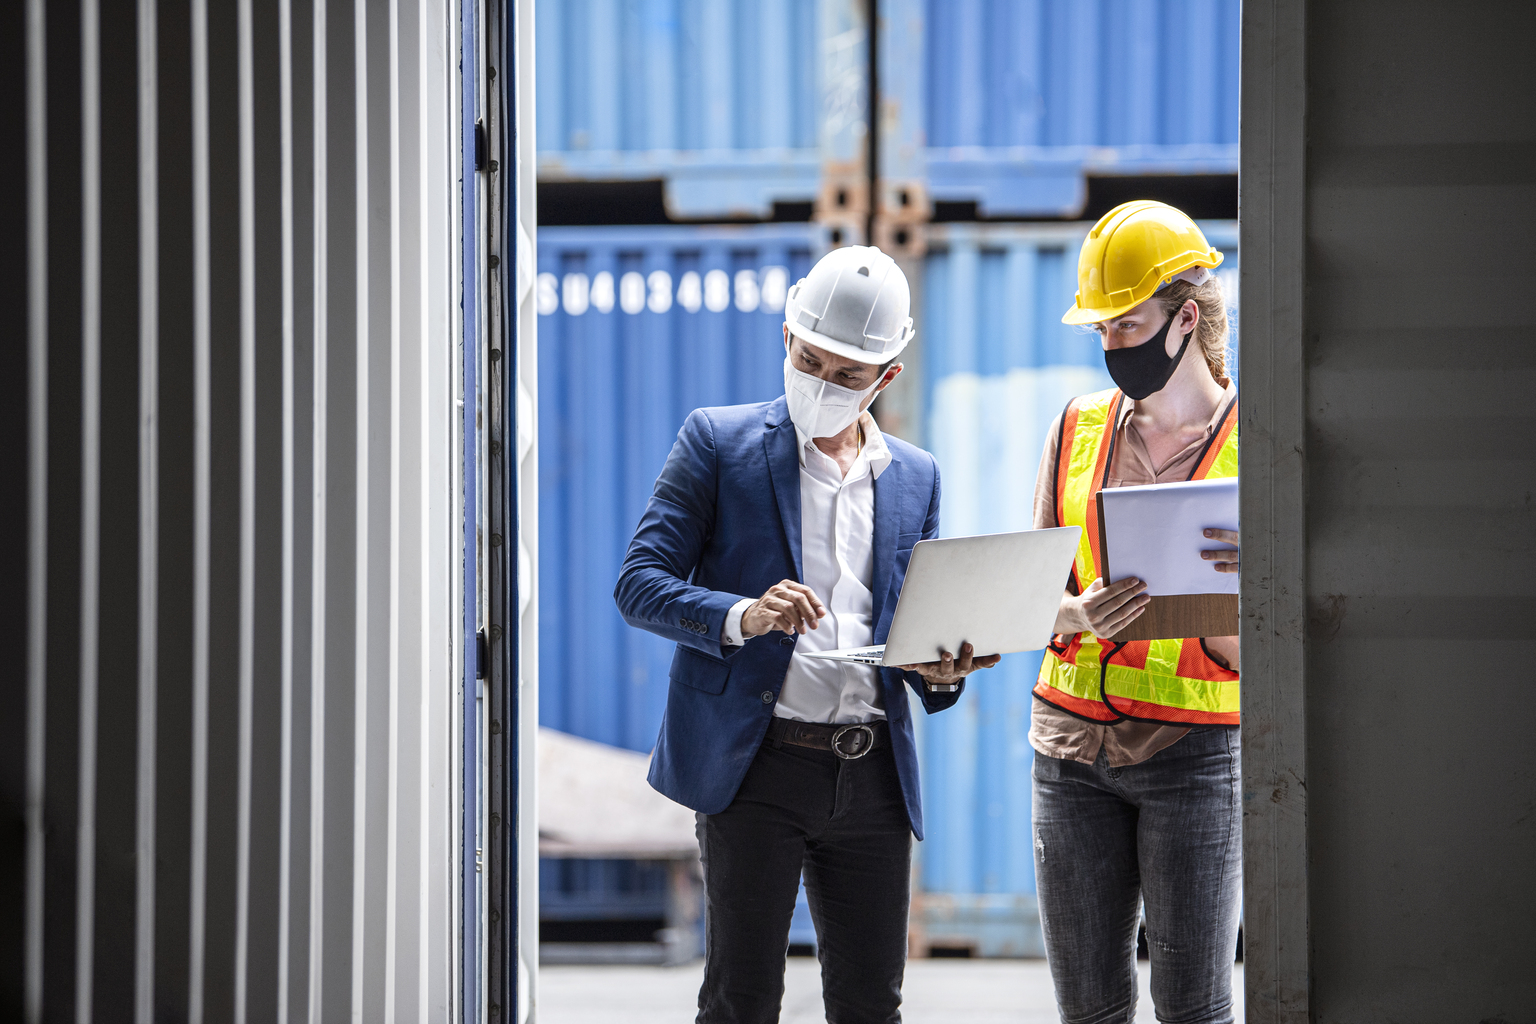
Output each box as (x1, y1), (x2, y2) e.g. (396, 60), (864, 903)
(1093, 479), (1241, 642)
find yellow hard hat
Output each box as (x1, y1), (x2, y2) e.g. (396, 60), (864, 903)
(1062, 200), (1224, 325)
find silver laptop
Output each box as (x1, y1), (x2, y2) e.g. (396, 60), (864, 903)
(801, 527), (1082, 667)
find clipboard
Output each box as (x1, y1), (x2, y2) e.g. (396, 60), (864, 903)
(1095, 489), (1238, 642)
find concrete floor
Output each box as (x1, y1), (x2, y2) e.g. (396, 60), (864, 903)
(539, 958), (1245, 1023)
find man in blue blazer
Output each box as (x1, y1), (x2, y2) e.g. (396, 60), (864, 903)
(616, 246), (996, 1024)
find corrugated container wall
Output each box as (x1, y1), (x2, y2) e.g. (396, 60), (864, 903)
(912, 221), (1237, 955)
(535, 0), (868, 221)
(1242, 1), (1536, 1015)
(537, 224), (827, 752)
(913, 0), (1240, 217)
(8, 1), (468, 1020)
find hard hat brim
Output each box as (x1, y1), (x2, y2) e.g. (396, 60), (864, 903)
(785, 318), (909, 365)
(1061, 253), (1225, 327)
(1061, 300), (1144, 326)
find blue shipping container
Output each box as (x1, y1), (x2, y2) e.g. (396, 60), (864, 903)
(538, 223), (828, 752)
(537, 0), (1238, 220)
(913, 220), (1237, 954)
(900, 0), (1240, 217)
(537, 0), (866, 218)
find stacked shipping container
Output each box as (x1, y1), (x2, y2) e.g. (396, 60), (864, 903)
(536, 0), (1241, 959)
(536, 0), (867, 221)
(920, 0), (1241, 217)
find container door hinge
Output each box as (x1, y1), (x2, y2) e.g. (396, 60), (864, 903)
(476, 629), (489, 679)
(474, 118), (486, 171)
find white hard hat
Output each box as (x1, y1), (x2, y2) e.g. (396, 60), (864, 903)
(783, 245), (914, 364)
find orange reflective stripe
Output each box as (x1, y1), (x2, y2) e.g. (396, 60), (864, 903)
(1055, 403), (1080, 530)
(1176, 638), (1238, 683)
(1059, 389), (1117, 594)
(1032, 682), (1121, 723)
(1083, 392), (1122, 584)
(1047, 632), (1083, 663)
(1097, 696), (1239, 726)
(1112, 639), (1152, 671)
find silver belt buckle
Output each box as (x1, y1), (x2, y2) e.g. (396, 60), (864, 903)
(831, 723), (875, 760)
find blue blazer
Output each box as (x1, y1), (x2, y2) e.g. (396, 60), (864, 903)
(614, 395), (961, 839)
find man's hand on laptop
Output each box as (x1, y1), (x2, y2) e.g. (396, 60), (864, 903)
(897, 643), (1000, 688)
(742, 580), (828, 637)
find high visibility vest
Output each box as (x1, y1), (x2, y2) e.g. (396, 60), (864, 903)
(1033, 388), (1241, 726)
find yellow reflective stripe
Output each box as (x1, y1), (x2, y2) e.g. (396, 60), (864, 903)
(1204, 424), (1239, 480)
(1039, 650), (1240, 715)
(1105, 661), (1239, 714)
(1039, 653), (1097, 702)
(1059, 389), (1117, 585)
(1143, 638), (1183, 679)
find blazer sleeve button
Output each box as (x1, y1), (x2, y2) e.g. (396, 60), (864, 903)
(760, 691), (775, 704)
(779, 636), (795, 646)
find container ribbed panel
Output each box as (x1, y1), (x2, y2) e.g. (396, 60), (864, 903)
(12, 1), (467, 1019)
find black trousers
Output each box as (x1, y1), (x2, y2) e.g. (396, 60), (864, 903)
(695, 734), (913, 1024)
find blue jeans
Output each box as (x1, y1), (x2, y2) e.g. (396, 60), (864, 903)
(1032, 726), (1242, 1024)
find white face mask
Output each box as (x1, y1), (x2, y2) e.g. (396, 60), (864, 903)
(783, 354), (880, 439)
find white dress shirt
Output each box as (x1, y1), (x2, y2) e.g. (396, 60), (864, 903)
(722, 411), (892, 724)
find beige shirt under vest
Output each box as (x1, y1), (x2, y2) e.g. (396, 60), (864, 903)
(1029, 383), (1238, 767)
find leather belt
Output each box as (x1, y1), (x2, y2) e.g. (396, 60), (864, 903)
(766, 717), (888, 760)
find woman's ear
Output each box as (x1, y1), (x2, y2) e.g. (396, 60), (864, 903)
(1182, 298), (1201, 333)
(1170, 299), (1200, 355)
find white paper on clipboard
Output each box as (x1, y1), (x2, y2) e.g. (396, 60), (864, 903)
(1098, 478), (1238, 596)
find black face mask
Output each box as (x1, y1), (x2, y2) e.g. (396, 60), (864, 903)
(1102, 313), (1192, 400)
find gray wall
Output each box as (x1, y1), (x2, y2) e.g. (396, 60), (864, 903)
(1242, 1), (1536, 1020)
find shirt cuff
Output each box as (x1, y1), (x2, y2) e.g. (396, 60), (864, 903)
(721, 598), (755, 647)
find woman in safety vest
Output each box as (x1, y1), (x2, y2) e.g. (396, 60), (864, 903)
(1029, 201), (1242, 1023)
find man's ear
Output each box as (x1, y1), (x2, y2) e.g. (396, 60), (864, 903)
(877, 363), (903, 391)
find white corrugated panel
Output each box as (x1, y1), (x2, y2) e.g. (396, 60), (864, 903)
(17, 0), (466, 1020)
